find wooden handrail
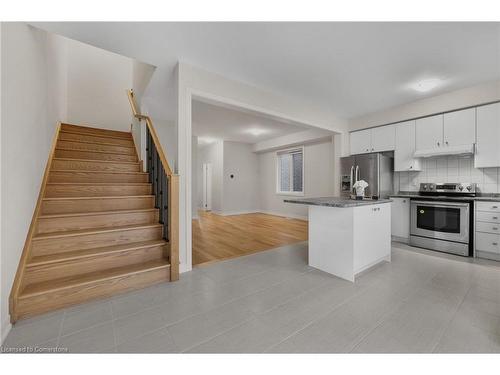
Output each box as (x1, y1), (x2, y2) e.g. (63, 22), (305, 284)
(127, 89), (172, 176)
(127, 89), (179, 281)
(9, 123), (62, 321)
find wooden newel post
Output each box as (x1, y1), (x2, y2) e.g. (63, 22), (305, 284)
(169, 174), (180, 281)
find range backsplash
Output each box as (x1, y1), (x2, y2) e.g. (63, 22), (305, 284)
(393, 155), (500, 193)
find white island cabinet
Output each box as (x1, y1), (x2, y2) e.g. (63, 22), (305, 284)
(284, 197), (392, 282)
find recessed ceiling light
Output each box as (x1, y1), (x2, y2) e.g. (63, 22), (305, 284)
(245, 128), (268, 136)
(409, 78), (443, 93)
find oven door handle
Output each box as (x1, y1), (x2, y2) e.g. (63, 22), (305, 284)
(411, 200), (470, 208)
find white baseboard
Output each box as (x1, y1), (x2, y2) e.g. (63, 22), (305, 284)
(179, 262), (191, 274)
(215, 209), (261, 217)
(209, 209), (308, 220)
(259, 210), (308, 221)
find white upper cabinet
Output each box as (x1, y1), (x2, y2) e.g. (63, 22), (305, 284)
(371, 124), (395, 152)
(475, 103), (500, 168)
(394, 120), (421, 172)
(443, 108), (476, 147)
(415, 114), (444, 151)
(350, 125), (395, 155)
(350, 129), (372, 154)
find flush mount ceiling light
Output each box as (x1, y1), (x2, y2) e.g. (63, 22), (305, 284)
(409, 78), (443, 93)
(198, 137), (217, 145)
(245, 128), (268, 136)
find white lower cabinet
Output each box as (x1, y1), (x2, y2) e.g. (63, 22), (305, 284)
(475, 200), (500, 261)
(391, 197), (410, 242)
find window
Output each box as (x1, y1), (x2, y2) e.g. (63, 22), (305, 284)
(276, 148), (304, 195)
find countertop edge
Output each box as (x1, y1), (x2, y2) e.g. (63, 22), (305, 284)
(284, 198), (392, 208)
(389, 193), (500, 202)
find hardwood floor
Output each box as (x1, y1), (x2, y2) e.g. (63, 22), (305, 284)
(192, 211), (308, 266)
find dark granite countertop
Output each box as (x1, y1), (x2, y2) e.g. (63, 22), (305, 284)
(390, 192), (500, 202)
(284, 196), (392, 208)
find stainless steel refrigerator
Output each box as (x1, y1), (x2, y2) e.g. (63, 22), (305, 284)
(340, 153), (393, 199)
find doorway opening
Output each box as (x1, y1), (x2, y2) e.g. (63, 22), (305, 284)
(191, 98), (336, 266)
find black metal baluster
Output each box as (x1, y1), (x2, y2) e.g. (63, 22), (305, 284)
(152, 146), (158, 206)
(155, 149), (161, 209)
(164, 175), (169, 241)
(146, 128), (152, 182)
(158, 163), (164, 225)
(144, 126), (170, 241)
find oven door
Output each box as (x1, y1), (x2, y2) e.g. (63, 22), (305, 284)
(410, 200), (470, 243)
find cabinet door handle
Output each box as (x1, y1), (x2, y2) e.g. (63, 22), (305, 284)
(493, 206), (498, 209)
(445, 141), (449, 146)
(493, 216), (498, 220)
(493, 242), (498, 246)
(437, 142), (440, 147)
(493, 227), (498, 230)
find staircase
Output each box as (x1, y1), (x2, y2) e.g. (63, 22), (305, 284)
(10, 123), (177, 322)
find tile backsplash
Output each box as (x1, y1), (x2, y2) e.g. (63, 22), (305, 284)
(394, 155), (500, 193)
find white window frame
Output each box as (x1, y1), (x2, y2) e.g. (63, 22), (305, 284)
(276, 146), (305, 196)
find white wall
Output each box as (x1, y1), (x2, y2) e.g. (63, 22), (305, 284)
(0, 23), (67, 343)
(197, 141), (224, 213)
(221, 142), (260, 215)
(0, 21), (3, 343)
(349, 80), (500, 131)
(154, 119), (177, 171)
(191, 136), (198, 219)
(176, 62), (348, 272)
(258, 138), (336, 220)
(66, 41), (133, 131)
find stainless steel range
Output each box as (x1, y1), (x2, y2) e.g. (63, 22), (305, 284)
(409, 183), (476, 256)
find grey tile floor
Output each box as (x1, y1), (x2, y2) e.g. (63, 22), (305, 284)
(2, 241), (500, 353)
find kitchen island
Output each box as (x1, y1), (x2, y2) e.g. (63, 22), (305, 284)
(285, 197), (392, 282)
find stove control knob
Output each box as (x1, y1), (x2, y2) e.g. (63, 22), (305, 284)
(458, 186), (464, 191)
(466, 185), (472, 191)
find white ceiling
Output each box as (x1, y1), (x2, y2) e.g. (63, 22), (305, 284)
(192, 99), (310, 144)
(32, 22), (500, 121)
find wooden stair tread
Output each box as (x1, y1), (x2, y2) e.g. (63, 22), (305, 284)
(55, 146), (136, 156)
(39, 208), (157, 219)
(28, 240), (168, 266)
(61, 123), (132, 138)
(50, 169), (147, 175)
(60, 129), (132, 141)
(47, 182), (150, 185)
(33, 223), (162, 240)
(52, 157), (140, 165)
(43, 195), (153, 201)
(55, 138), (136, 148)
(20, 259), (170, 298)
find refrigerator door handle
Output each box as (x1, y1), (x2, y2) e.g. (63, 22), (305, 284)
(350, 166), (354, 194)
(355, 165), (359, 183)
